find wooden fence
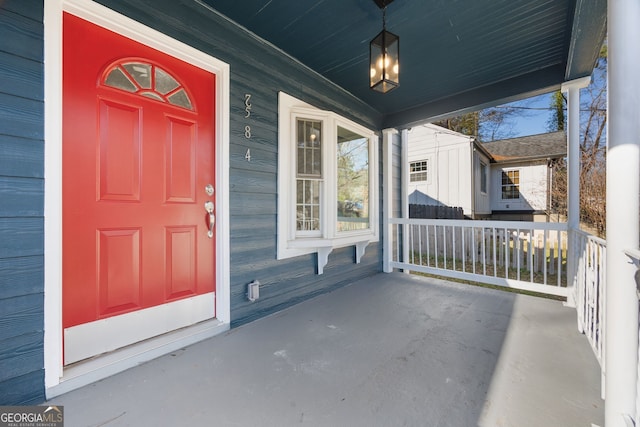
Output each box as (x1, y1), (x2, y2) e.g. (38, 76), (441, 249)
(409, 204), (464, 219)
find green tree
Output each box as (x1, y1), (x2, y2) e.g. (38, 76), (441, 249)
(546, 90), (566, 132)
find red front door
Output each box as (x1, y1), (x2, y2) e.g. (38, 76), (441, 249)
(62, 13), (216, 364)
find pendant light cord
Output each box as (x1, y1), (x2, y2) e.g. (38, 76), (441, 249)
(382, 6), (387, 30)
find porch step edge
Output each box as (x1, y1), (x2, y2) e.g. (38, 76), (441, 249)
(45, 319), (229, 400)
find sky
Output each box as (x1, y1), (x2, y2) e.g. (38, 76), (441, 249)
(509, 93), (553, 137)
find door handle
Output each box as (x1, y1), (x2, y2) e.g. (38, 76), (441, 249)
(204, 201), (215, 238)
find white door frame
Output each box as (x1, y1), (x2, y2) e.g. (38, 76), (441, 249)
(44, 0), (230, 397)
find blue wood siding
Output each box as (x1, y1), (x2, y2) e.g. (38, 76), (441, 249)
(0, 0), (45, 405)
(96, 0), (384, 326)
(1, 0), (387, 404)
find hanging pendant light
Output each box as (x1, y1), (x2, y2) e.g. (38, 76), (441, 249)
(370, 0), (399, 93)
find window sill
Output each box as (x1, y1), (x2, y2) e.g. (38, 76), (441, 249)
(279, 234), (376, 274)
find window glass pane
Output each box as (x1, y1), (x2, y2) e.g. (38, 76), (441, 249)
(140, 91), (164, 101)
(155, 67), (180, 94)
(480, 162), (487, 193)
(297, 182), (304, 204)
(501, 170), (519, 199)
(296, 119), (322, 177)
(296, 179), (320, 231)
(122, 63), (151, 89)
(337, 126), (369, 232)
(411, 161), (427, 172)
(167, 89), (193, 110)
(410, 172), (427, 182)
(104, 67), (137, 92)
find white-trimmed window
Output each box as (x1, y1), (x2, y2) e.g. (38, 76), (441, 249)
(409, 160), (428, 182)
(501, 169), (520, 199)
(277, 92), (379, 273)
(480, 161), (488, 193)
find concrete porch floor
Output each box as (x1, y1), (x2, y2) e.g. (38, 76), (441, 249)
(48, 273), (604, 427)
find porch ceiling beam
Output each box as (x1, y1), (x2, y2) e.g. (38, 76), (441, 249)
(565, 0), (607, 81)
(382, 64), (565, 130)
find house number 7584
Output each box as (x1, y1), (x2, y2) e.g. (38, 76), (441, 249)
(244, 94), (252, 161)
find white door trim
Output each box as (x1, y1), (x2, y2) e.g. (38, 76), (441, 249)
(44, 0), (231, 395)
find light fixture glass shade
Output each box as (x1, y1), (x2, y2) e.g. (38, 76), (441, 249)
(369, 29), (399, 93)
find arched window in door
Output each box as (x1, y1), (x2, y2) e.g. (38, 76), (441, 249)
(102, 60), (194, 110)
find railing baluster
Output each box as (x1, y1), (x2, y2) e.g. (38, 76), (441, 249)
(427, 225), (431, 267)
(543, 229), (548, 285)
(499, 229), (504, 268)
(462, 227), (466, 273)
(443, 226), (448, 270)
(492, 227), (497, 277)
(504, 228), (509, 279)
(472, 226), (476, 275)
(410, 223), (415, 265)
(516, 229), (521, 281)
(395, 224), (399, 263)
(433, 224), (438, 268)
(421, 223), (425, 267)
(452, 225), (456, 271)
(557, 229), (562, 287)
(529, 229), (534, 283)
(482, 227), (486, 276)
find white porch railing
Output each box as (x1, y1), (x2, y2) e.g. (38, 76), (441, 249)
(624, 248), (640, 426)
(388, 218), (569, 297)
(574, 231), (607, 368)
(574, 230), (607, 401)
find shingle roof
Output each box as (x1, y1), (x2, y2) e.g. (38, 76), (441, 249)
(481, 131), (567, 163)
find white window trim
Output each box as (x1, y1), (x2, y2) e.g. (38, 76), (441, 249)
(409, 159), (429, 183)
(501, 167), (521, 200)
(277, 92), (379, 273)
(480, 160), (488, 194)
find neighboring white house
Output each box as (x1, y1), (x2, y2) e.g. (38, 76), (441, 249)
(407, 124), (492, 218)
(407, 124), (566, 220)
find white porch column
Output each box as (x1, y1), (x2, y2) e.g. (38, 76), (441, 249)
(606, 0), (640, 424)
(401, 128), (410, 271)
(383, 128), (398, 273)
(561, 77), (590, 308)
